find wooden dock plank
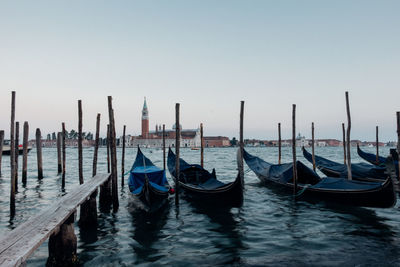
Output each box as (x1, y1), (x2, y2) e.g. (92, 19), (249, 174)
(0, 173), (111, 266)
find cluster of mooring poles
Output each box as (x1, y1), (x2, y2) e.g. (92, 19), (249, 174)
(276, 91), (400, 195)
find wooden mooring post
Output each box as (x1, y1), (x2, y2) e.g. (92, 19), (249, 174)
(106, 124), (110, 173)
(278, 123), (281, 164)
(22, 122), (29, 184)
(175, 103), (180, 206)
(239, 101), (245, 186)
(57, 132), (62, 174)
(0, 130), (4, 176)
(311, 122), (316, 171)
(93, 114), (100, 177)
(200, 123), (204, 168)
(345, 91), (352, 180)
(397, 111), (400, 181)
(36, 128), (43, 179)
(15, 121), (19, 191)
(163, 124), (166, 170)
(0, 173), (111, 266)
(376, 126), (379, 163)
(342, 123), (346, 165)
(108, 96), (119, 212)
(10, 91), (16, 216)
(62, 123), (66, 188)
(121, 125), (126, 187)
(78, 100), (84, 185)
(292, 104), (298, 195)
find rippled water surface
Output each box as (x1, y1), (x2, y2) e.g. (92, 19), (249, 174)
(1, 146), (400, 266)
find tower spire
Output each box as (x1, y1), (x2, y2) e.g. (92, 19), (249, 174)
(141, 97), (149, 137)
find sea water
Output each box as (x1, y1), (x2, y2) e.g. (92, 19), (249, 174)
(0, 146), (399, 266)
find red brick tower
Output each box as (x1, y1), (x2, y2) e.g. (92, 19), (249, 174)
(141, 97), (149, 138)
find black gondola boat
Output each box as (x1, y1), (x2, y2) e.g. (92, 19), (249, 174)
(356, 144), (387, 166)
(243, 149), (396, 208)
(167, 148), (243, 207)
(128, 147), (171, 212)
(302, 147), (386, 181)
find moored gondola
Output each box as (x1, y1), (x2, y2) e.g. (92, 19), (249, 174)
(128, 147), (171, 212)
(244, 149), (396, 208)
(356, 144), (388, 166)
(302, 147), (386, 181)
(167, 148), (243, 207)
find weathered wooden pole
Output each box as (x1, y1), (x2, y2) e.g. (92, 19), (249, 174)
(22, 122), (29, 184)
(162, 124), (166, 170)
(278, 123), (281, 164)
(121, 125), (126, 187)
(62, 123), (66, 188)
(78, 100), (84, 185)
(342, 123), (346, 165)
(175, 103), (180, 206)
(106, 124), (110, 173)
(397, 111), (400, 181)
(376, 126), (379, 163)
(57, 132), (62, 173)
(200, 123), (204, 167)
(239, 101), (245, 186)
(108, 96), (119, 211)
(311, 122), (316, 171)
(92, 113), (100, 177)
(292, 104), (298, 195)
(0, 130), (4, 176)
(36, 128), (43, 179)
(10, 91), (16, 215)
(345, 91), (352, 180)
(47, 213), (78, 266)
(15, 121), (19, 191)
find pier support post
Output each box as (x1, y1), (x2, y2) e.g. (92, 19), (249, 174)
(22, 122), (29, 184)
(396, 112), (400, 181)
(106, 124), (110, 173)
(36, 128), (43, 179)
(79, 190), (98, 229)
(46, 213), (78, 267)
(200, 123), (204, 167)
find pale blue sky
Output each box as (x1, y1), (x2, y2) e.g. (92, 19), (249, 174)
(0, 1), (399, 141)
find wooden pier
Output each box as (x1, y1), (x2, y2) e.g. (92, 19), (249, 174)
(0, 173), (111, 267)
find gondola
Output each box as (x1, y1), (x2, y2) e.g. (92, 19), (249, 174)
(356, 144), (387, 166)
(243, 149), (396, 208)
(2, 145), (31, 155)
(167, 148), (243, 207)
(302, 147), (386, 181)
(128, 147), (171, 212)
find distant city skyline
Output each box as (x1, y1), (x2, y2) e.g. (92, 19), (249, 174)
(1, 1), (399, 141)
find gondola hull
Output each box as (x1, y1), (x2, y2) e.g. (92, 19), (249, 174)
(177, 173), (243, 207)
(131, 179), (169, 213)
(245, 149), (396, 208)
(255, 173), (396, 208)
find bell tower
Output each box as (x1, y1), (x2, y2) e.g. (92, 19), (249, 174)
(141, 97), (149, 138)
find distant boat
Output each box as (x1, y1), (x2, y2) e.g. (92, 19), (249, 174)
(2, 145), (32, 155)
(191, 147), (200, 150)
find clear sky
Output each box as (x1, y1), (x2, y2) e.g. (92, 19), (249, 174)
(0, 1), (399, 141)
